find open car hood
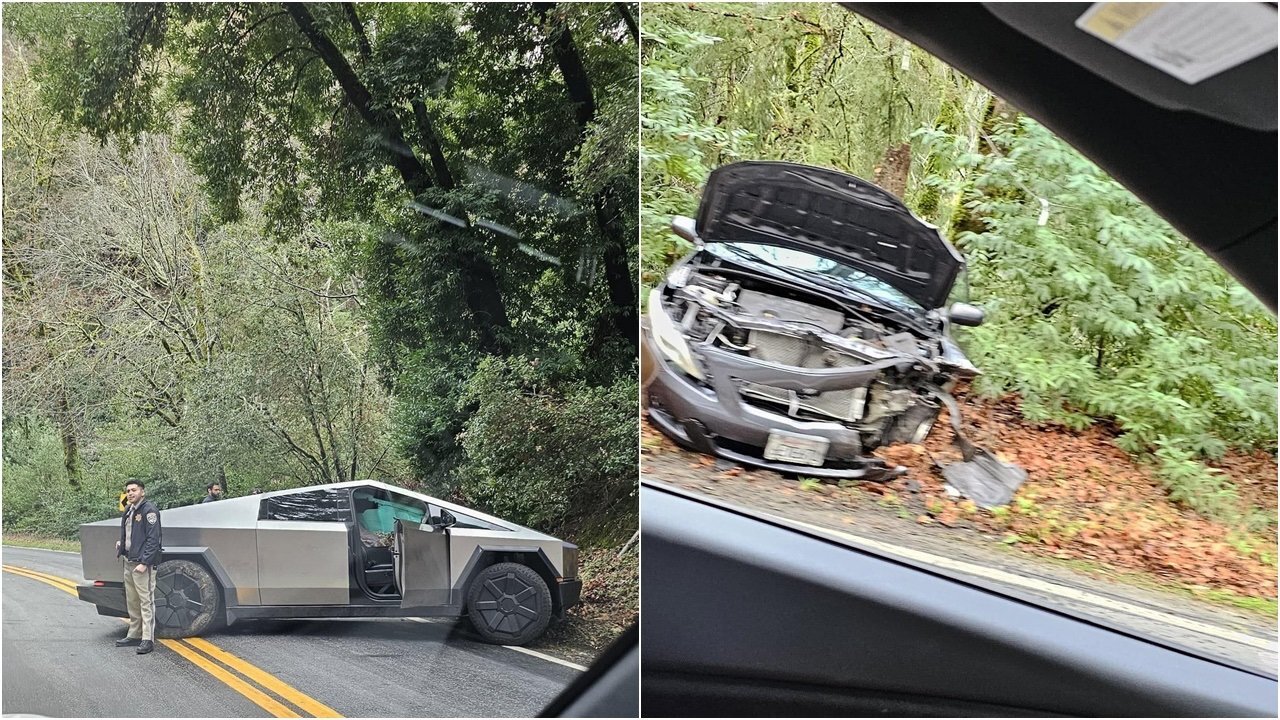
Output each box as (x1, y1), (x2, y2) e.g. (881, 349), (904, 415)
(695, 161), (964, 309)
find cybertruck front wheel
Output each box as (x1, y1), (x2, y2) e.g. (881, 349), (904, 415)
(154, 559), (222, 638)
(466, 562), (553, 646)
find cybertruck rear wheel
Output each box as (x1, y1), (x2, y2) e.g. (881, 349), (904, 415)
(466, 562), (552, 646)
(154, 559), (222, 638)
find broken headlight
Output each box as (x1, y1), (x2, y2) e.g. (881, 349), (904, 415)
(648, 287), (705, 380)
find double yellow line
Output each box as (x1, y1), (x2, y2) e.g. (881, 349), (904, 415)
(2, 564), (342, 718)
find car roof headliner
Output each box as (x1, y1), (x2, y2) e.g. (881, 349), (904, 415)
(845, 2), (1277, 311)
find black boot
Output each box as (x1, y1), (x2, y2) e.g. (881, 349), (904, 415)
(136, 640), (154, 654)
(115, 637), (142, 647)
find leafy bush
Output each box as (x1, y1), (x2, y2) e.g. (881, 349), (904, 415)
(918, 118), (1277, 521)
(640, 16), (752, 290)
(457, 356), (638, 544)
(2, 417), (204, 537)
(2, 427), (125, 538)
(640, 4), (986, 292)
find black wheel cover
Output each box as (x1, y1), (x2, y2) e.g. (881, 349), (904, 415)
(155, 568), (206, 631)
(473, 570), (542, 636)
(152, 560), (220, 637)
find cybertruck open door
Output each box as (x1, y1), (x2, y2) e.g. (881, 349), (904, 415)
(392, 516), (452, 608)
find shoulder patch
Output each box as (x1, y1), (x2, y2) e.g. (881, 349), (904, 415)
(146, 512), (157, 524)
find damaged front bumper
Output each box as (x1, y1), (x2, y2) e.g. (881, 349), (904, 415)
(643, 323), (906, 481)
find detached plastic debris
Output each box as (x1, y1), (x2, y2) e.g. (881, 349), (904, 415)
(929, 387), (1029, 508)
(941, 451), (1028, 508)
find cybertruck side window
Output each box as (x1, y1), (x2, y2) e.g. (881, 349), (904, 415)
(430, 504), (507, 531)
(260, 489), (353, 522)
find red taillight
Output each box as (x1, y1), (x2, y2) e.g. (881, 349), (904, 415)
(93, 581), (105, 587)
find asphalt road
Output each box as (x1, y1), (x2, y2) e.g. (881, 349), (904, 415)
(2, 546), (580, 718)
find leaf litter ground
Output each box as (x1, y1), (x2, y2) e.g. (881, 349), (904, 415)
(642, 389), (1277, 605)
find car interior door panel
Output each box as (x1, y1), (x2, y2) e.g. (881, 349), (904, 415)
(640, 483), (1278, 718)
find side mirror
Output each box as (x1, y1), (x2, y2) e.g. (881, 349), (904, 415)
(671, 216), (701, 246)
(948, 302), (986, 327)
(423, 509), (457, 532)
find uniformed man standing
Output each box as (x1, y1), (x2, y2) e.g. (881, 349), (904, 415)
(114, 479), (162, 654)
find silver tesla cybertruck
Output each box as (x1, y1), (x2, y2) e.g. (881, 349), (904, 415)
(76, 480), (581, 645)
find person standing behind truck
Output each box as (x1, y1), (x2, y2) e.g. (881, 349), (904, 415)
(114, 479), (162, 654)
(199, 482), (223, 503)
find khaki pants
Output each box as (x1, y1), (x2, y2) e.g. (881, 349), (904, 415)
(121, 557), (156, 642)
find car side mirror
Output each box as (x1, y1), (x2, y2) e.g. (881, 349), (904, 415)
(423, 509), (457, 532)
(671, 216), (702, 247)
(949, 302), (986, 327)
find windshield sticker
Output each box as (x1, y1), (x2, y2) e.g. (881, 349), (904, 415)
(1076, 3), (1278, 84)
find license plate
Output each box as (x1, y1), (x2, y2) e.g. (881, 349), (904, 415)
(763, 431), (829, 467)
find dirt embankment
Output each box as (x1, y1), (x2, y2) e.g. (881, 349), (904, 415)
(532, 545), (638, 666)
(643, 391), (1278, 602)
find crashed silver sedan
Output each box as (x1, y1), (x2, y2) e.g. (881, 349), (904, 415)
(76, 480), (581, 646)
(643, 161), (1025, 505)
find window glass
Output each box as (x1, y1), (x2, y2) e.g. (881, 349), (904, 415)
(353, 488), (427, 533)
(432, 504), (507, 531)
(707, 241), (925, 313)
(641, 1), (1277, 677)
(262, 489), (352, 523)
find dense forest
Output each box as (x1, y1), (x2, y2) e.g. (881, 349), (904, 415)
(641, 3), (1276, 531)
(3, 2), (639, 546)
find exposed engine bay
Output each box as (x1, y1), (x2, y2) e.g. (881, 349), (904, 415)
(661, 265), (978, 456)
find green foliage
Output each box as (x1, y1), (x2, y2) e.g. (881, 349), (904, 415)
(640, 3), (984, 291)
(640, 14), (752, 288)
(920, 117), (1276, 521)
(5, 3), (639, 544)
(457, 356), (637, 544)
(3, 419), (133, 537)
(6, 3), (170, 146)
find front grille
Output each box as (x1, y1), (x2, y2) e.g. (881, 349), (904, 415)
(715, 436), (869, 469)
(739, 331), (868, 423)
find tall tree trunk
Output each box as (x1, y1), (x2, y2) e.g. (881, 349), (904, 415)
(538, 3), (638, 350)
(55, 388), (80, 487)
(872, 142), (912, 199)
(286, 4), (431, 195)
(593, 190), (639, 349)
(411, 100), (456, 191)
(287, 3), (510, 354)
(613, 3), (638, 42)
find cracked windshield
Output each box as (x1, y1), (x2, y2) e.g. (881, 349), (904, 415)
(640, 3), (1277, 676)
(2, 2), (638, 717)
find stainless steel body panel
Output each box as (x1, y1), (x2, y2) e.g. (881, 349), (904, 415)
(256, 520), (349, 605)
(81, 495), (265, 605)
(165, 528), (262, 606)
(79, 524), (123, 584)
(396, 525), (451, 607)
(446, 529), (569, 586)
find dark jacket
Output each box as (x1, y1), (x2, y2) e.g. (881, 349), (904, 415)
(199, 494), (218, 504)
(118, 499), (162, 567)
